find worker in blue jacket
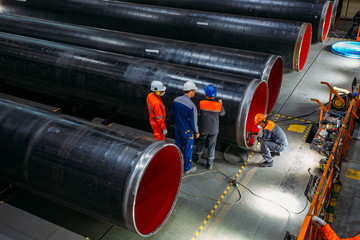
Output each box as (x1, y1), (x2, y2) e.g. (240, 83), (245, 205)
(170, 81), (200, 174)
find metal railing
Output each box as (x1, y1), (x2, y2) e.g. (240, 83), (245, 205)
(297, 83), (360, 240)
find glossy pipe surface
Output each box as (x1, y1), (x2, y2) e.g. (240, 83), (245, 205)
(0, 98), (183, 236)
(0, 0), (310, 71)
(114, 0), (333, 43)
(0, 13), (283, 114)
(0, 32), (268, 148)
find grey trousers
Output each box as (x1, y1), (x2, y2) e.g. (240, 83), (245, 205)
(196, 133), (218, 165)
(261, 140), (286, 162)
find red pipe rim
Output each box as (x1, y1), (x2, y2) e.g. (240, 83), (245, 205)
(134, 144), (182, 236)
(322, 2), (333, 42)
(298, 24), (312, 72)
(265, 56), (283, 115)
(244, 81), (268, 148)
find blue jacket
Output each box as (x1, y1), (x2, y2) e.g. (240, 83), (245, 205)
(170, 94), (199, 134)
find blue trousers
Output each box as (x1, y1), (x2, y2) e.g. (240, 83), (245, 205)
(261, 140), (286, 163)
(175, 129), (194, 172)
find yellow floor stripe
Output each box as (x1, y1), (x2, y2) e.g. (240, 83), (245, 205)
(345, 169), (360, 181)
(270, 113), (312, 123)
(191, 150), (255, 239)
(191, 112), (310, 239)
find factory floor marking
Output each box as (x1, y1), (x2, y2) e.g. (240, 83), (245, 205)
(191, 147), (257, 240)
(191, 113), (313, 239)
(345, 168), (360, 181)
(270, 113), (313, 141)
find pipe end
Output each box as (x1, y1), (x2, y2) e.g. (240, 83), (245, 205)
(294, 23), (312, 72)
(134, 144), (182, 236)
(263, 56), (283, 115)
(321, 1), (333, 42)
(238, 80), (268, 149)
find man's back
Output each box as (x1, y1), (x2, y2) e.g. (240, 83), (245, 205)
(170, 95), (198, 133)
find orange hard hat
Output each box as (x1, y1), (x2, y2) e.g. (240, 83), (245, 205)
(254, 113), (267, 124)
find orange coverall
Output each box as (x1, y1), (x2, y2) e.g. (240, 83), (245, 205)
(146, 92), (166, 141)
(321, 224), (360, 240)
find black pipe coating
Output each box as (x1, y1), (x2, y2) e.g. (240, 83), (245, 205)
(0, 13), (283, 114)
(113, 0), (333, 43)
(0, 98), (183, 236)
(0, 32), (268, 148)
(0, 0), (311, 71)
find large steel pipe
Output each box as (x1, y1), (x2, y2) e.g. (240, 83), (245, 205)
(115, 0), (332, 43)
(0, 13), (282, 114)
(0, 32), (268, 149)
(0, 0), (311, 71)
(0, 98), (183, 236)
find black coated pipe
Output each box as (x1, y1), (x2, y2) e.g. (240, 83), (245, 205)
(0, 32), (268, 149)
(0, 0), (311, 71)
(0, 98), (183, 236)
(0, 13), (283, 114)
(113, 0), (332, 43)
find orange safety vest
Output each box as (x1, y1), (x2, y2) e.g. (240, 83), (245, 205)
(146, 92), (166, 130)
(264, 120), (276, 132)
(199, 100), (222, 112)
(321, 224), (360, 240)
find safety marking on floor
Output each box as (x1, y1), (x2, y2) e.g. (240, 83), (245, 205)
(345, 168), (360, 181)
(270, 113), (313, 142)
(303, 124), (313, 142)
(288, 124), (307, 133)
(191, 146), (257, 240)
(270, 113), (312, 123)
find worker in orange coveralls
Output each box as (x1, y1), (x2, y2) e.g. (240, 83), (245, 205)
(146, 81), (168, 141)
(312, 216), (360, 240)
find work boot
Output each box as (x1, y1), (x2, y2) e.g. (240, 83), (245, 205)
(192, 155), (199, 164)
(259, 161), (273, 167)
(207, 164), (213, 170)
(184, 165), (197, 174)
(271, 151), (281, 157)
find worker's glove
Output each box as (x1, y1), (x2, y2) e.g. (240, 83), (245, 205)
(312, 216), (326, 228)
(257, 136), (262, 142)
(162, 129), (168, 136)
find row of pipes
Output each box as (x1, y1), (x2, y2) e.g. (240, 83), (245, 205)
(0, 0), (337, 236)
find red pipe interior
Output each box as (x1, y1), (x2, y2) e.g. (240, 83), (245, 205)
(245, 81), (268, 148)
(134, 145), (182, 235)
(322, 2), (333, 42)
(266, 57), (283, 115)
(298, 24), (312, 72)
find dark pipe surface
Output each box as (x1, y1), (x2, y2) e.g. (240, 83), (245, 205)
(0, 13), (283, 114)
(0, 0), (309, 71)
(0, 98), (183, 236)
(0, 32), (268, 148)
(113, 0), (333, 43)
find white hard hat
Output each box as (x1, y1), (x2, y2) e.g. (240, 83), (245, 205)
(151, 81), (166, 91)
(183, 81), (198, 91)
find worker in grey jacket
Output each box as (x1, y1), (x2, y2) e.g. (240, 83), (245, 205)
(254, 113), (288, 167)
(193, 85), (225, 169)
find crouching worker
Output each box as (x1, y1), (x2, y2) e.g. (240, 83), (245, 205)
(253, 113), (288, 167)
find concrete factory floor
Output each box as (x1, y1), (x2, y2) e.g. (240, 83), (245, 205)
(1, 38), (360, 240)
